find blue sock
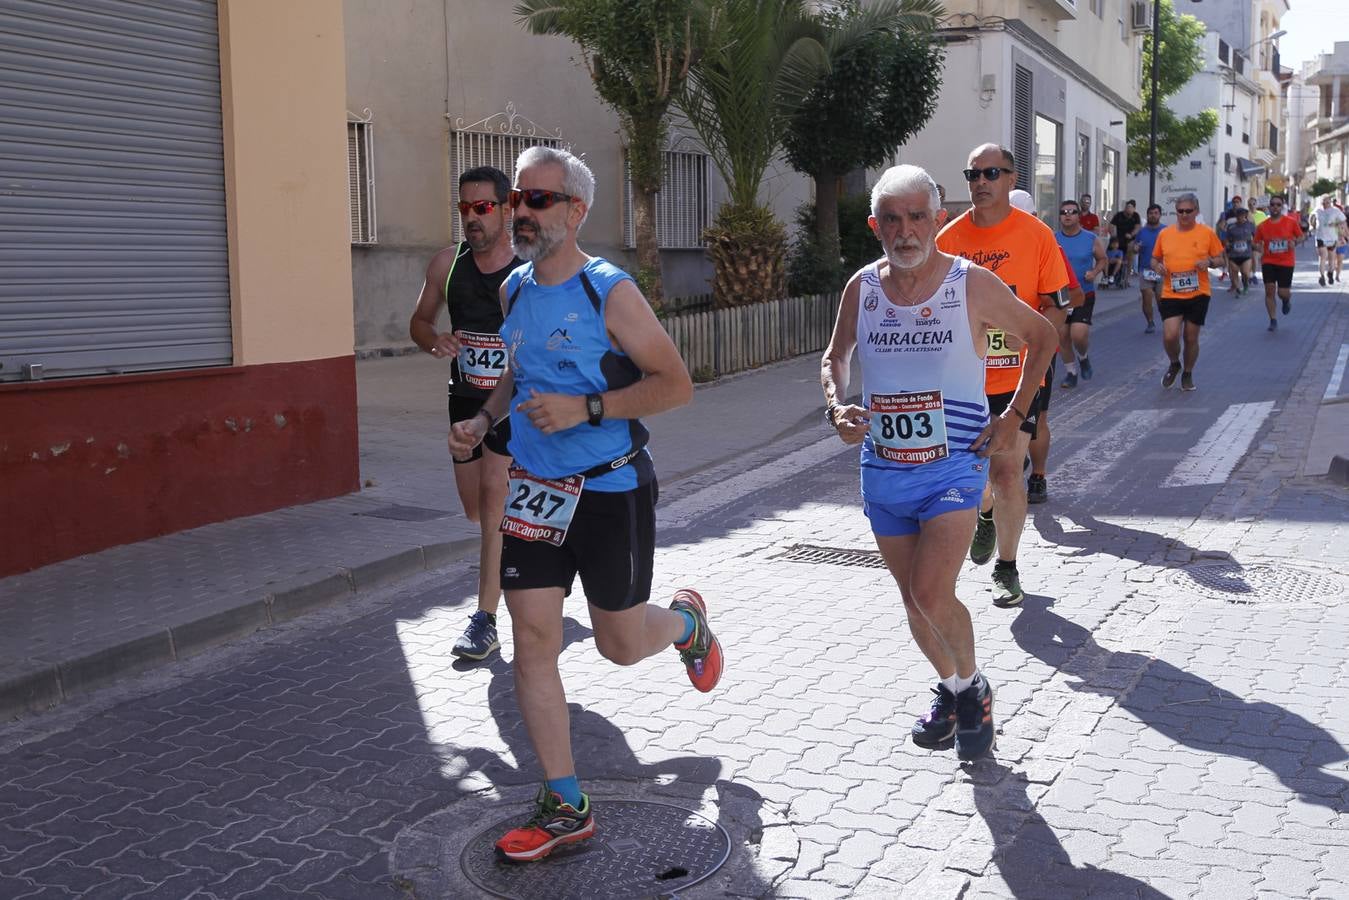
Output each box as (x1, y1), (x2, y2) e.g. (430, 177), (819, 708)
(546, 775), (582, 808)
(674, 610), (696, 645)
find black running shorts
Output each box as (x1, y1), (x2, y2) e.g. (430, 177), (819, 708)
(1261, 263), (1293, 289)
(1068, 290), (1096, 327)
(986, 389), (1040, 439)
(500, 479), (658, 612)
(449, 391), (511, 462)
(1158, 295), (1211, 326)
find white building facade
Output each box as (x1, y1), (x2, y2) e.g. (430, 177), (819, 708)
(896, 0), (1146, 224)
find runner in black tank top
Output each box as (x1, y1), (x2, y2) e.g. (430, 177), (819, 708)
(409, 166), (521, 662)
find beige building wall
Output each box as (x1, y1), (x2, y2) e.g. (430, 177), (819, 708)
(220, 0), (355, 366)
(344, 0), (811, 350)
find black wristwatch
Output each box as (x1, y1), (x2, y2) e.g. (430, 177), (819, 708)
(585, 392), (604, 426)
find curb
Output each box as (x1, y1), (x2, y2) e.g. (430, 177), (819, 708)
(0, 538), (477, 723)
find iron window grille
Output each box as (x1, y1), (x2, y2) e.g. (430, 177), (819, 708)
(347, 110), (377, 245)
(622, 146), (712, 249)
(449, 102), (565, 243)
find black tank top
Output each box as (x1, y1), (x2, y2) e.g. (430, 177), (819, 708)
(445, 243), (521, 397)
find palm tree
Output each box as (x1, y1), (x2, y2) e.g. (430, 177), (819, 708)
(515, 0), (702, 309)
(677, 0), (940, 307)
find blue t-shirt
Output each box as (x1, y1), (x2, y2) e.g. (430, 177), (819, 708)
(1056, 229), (1098, 292)
(1135, 224), (1164, 270)
(500, 257), (652, 491)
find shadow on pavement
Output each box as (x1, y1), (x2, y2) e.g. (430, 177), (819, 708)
(1010, 596), (1349, 813)
(0, 599), (772, 899)
(973, 762), (1168, 898)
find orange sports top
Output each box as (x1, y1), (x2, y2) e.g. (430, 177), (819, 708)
(937, 207), (1068, 395)
(1152, 225), (1224, 300)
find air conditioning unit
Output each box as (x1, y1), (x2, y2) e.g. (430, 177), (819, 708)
(1131, 0), (1152, 32)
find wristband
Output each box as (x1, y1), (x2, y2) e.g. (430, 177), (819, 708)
(476, 408), (494, 429)
(1007, 405), (1027, 421)
(825, 403), (840, 427)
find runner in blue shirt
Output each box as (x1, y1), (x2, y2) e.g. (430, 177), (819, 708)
(1133, 203), (1166, 334)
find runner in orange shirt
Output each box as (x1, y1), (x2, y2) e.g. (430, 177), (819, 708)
(1254, 194), (1304, 331)
(1151, 192), (1225, 392)
(937, 144), (1067, 608)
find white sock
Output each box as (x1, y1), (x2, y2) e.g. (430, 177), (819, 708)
(948, 672), (977, 695)
(1065, 361), (1080, 376)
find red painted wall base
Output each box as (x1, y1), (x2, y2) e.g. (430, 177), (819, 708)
(0, 356), (360, 577)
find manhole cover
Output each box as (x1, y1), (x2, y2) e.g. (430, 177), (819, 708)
(1170, 562), (1348, 605)
(777, 543), (887, 569)
(460, 800), (730, 899)
(354, 505), (451, 521)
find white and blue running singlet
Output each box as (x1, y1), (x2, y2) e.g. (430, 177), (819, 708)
(500, 257), (653, 492)
(855, 256), (990, 504)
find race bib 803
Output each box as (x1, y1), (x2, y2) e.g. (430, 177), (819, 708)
(869, 390), (950, 465)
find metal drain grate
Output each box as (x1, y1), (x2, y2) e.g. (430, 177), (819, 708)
(460, 800), (730, 899)
(777, 543), (888, 569)
(1170, 562), (1348, 605)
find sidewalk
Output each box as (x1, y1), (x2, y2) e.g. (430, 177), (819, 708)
(0, 352), (837, 722)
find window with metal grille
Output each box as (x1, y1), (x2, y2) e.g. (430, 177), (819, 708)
(622, 149), (712, 249)
(1013, 66), (1034, 193)
(449, 103), (564, 243)
(347, 113), (376, 244)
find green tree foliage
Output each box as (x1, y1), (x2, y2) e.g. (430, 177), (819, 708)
(1126, 0), (1218, 175)
(515, 0), (702, 307)
(788, 194), (881, 295)
(676, 0), (938, 307)
(782, 1), (943, 288)
(1310, 177), (1339, 197)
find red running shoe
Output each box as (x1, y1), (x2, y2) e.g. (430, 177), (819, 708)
(494, 787), (595, 862)
(671, 588), (724, 692)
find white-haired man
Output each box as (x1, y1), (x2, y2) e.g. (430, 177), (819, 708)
(823, 164), (1057, 761)
(450, 146), (722, 861)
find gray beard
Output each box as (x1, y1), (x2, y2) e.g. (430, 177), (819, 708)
(512, 219), (565, 262)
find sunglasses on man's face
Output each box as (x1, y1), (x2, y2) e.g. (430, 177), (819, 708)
(1176, 208), (1197, 215)
(1059, 208), (1079, 216)
(962, 167), (1013, 183)
(508, 188), (576, 210)
(457, 199), (501, 216)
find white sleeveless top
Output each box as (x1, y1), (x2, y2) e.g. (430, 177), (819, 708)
(855, 257), (989, 463)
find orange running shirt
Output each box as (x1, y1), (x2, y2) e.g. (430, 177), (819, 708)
(1255, 215), (1302, 267)
(1152, 225), (1223, 299)
(937, 207), (1069, 394)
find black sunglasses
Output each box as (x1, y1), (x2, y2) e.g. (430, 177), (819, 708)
(1059, 208), (1079, 215)
(1175, 207), (1197, 214)
(508, 188), (576, 210)
(962, 167), (1013, 182)
(457, 199), (501, 216)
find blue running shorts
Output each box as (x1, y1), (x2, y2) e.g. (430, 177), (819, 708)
(860, 449), (989, 537)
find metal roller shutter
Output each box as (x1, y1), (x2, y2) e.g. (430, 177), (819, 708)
(1012, 65), (1033, 195)
(0, 0), (230, 383)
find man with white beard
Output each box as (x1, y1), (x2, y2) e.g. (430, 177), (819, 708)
(449, 146), (721, 862)
(821, 164), (1057, 761)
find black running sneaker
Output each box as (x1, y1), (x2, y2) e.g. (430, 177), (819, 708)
(955, 675), (995, 761)
(1161, 361), (1182, 389)
(969, 512), (996, 565)
(910, 684), (957, 748)
(1180, 372), (1196, 392)
(1026, 474), (1048, 505)
(452, 610), (500, 661)
(1282, 297), (1291, 315)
